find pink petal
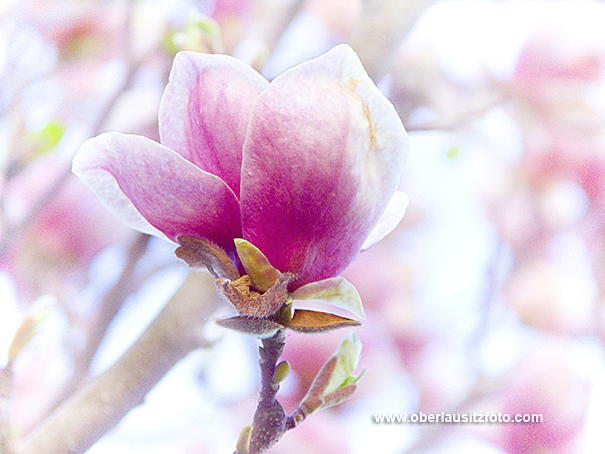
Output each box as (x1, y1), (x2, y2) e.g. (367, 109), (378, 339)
(241, 45), (409, 287)
(361, 190), (409, 250)
(72, 132), (242, 256)
(159, 51), (269, 198)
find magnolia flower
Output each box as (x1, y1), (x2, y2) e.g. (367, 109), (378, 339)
(72, 44), (409, 298)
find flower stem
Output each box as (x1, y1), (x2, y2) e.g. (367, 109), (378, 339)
(248, 330), (287, 454)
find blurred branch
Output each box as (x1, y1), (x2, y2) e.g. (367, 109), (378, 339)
(42, 233), (151, 420)
(0, 367), (13, 453)
(406, 93), (510, 132)
(405, 375), (504, 454)
(250, 0), (304, 53)
(404, 240), (508, 453)
(0, 0), (141, 260)
(12, 271), (221, 454)
(349, 0), (437, 82)
(0, 58), (142, 260)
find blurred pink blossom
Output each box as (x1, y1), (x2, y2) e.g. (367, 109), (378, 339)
(508, 11), (605, 204)
(503, 259), (595, 335)
(2, 154), (132, 299)
(512, 19), (605, 111)
(497, 343), (589, 454)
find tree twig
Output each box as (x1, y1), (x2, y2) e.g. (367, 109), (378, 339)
(349, 0), (437, 82)
(0, 0), (141, 260)
(42, 233), (151, 420)
(11, 271), (220, 454)
(0, 367), (14, 454)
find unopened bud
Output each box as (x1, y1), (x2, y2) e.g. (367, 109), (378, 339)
(272, 361), (290, 384)
(235, 425), (252, 454)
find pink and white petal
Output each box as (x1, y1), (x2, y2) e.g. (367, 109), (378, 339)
(159, 51), (269, 198)
(361, 190), (409, 250)
(73, 132), (242, 255)
(290, 277), (365, 320)
(73, 147), (168, 241)
(241, 44), (409, 287)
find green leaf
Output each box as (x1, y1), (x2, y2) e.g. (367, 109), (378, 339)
(298, 333), (364, 416)
(234, 238), (281, 292)
(340, 368), (366, 388)
(34, 119), (65, 155)
(446, 145), (460, 159)
(323, 332), (363, 396)
(290, 277), (365, 319)
(169, 13), (223, 55)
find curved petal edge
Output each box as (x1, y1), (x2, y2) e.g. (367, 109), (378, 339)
(72, 132), (242, 254)
(361, 191), (410, 250)
(291, 276), (365, 320)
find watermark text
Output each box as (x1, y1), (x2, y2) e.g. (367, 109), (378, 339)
(373, 412), (543, 424)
